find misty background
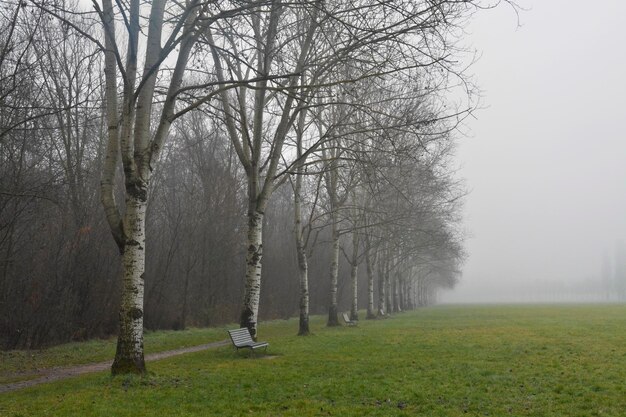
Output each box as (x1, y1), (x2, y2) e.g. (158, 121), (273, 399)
(442, 1), (626, 303)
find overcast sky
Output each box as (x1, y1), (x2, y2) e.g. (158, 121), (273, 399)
(442, 1), (626, 302)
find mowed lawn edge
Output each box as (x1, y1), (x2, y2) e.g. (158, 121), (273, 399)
(2, 305), (626, 417)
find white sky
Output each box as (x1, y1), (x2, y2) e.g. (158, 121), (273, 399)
(443, 0), (626, 302)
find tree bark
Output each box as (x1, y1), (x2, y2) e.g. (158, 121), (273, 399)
(111, 188), (147, 375)
(240, 210), (263, 339)
(385, 260), (393, 314)
(293, 106), (310, 336)
(296, 243), (310, 335)
(377, 256), (386, 317)
(393, 272), (402, 313)
(365, 241), (376, 319)
(327, 213), (340, 326)
(404, 278), (412, 310)
(349, 230), (359, 321)
(417, 276), (424, 306)
(294, 163), (310, 335)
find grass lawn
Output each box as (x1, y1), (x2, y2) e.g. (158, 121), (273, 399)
(1, 304), (626, 416)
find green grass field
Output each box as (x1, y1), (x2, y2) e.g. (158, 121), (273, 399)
(2, 305), (626, 416)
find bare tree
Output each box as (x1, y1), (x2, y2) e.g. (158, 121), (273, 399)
(93, 0), (204, 374)
(200, 0), (323, 338)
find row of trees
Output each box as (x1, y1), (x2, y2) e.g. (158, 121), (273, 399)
(0, 0), (493, 374)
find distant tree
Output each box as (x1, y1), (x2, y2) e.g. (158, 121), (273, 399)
(289, 105), (324, 335)
(0, 1), (46, 140)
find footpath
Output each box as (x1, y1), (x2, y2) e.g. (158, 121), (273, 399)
(0, 339), (229, 394)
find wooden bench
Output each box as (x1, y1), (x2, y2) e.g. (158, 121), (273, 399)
(227, 328), (269, 355)
(342, 312), (357, 326)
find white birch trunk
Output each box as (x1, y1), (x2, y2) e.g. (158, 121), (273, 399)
(112, 190), (147, 374)
(296, 243), (309, 335)
(365, 243), (376, 319)
(350, 262), (358, 321)
(377, 259), (386, 316)
(323, 139), (340, 327)
(293, 107), (310, 336)
(240, 210), (263, 339)
(294, 174), (310, 335)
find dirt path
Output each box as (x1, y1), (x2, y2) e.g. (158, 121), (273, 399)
(0, 339), (230, 394)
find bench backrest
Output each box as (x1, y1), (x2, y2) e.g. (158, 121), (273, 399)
(228, 328), (254, 347)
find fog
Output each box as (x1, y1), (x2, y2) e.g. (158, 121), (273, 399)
(442, 1), (626, 303)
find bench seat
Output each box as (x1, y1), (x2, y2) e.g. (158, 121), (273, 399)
(228, 328), (269, 355)
(342, 312), (357, 326)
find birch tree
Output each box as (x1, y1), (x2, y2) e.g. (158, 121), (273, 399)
(290, 105), (324, 335)
(347, 223), (361, 321)
(202, 0), (324, 338)
(93, 0), (203, 374)
(322, 140), (343, 326)
(292, 113), (311, 335)
(364, 229), (377, 318)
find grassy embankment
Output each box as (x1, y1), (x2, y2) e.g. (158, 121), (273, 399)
(2, 305), (626, 416)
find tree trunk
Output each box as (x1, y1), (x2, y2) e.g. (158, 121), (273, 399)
(296, 244), (310, 335)
(417, 276), (425, 306)
(111, 189), (147, 375)
(365, 245), (376, 319)
(240, 210), (263, 339)
(181, 255), (192, 330)
(393, 272), (402, 313)
(293, 129), (310, 336)
(404, 279), (413, 310)
(294, 189), (310, 335)
(327, 214), (340, 326)
(349, 231), (359, 321)
(385, 261), (393, 314)
(350, 262), (358, 321)
(377, 259), (385, 316)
